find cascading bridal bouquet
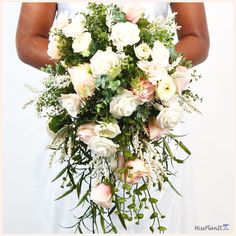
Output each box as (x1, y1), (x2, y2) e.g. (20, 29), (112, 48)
(25, 2), (202, 234)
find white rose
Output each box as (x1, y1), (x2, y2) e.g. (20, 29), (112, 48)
(137, 61), (169, 84)
(90, 48), (120, 77)
(58, 93), (84, 117)
(88, 136), (119, 157)
(111, 22), (140, 51)
(62, 14), (86, 38)
(156, 77), (176, 101)
(157, 105), (183, 129)
(109, 89), (143, 119)
(47, 35), (61, 60)
(95, 122), (121, 138)
(134, 43), (151, 60)
(151, 40), (170, 67)
(72, 32), (92, 55)
(52, 11), (70, 30)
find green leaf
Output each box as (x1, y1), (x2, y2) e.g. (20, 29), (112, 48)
(127, 203), (135, 209)
(67, 170), (76, 187)
(55, 187), (75, 201)
(174, 158), (185, 164)
(114, 194), (127, 230)
(118, 213), (127, 230)
(51, 126), (68, 146)
(149, 226), (154, 233)
(179, 141), (191, 155)
(48, 113), (70, 133)
(141, 197), (147, 202)
(164, 139), (185, 163)
(100, 207), (106, 233)
(150, 212), (158, 219)
(76, 172), (84, 199)
(122, 183), (132, 191)
(158, 226), (167, 232)
(51, 165), (68, 182)
(121, 213), (129, 219)
(166, 178), (183, 196)
(56, 63), (66, 75)
(137, 213), (144, 219)
(77, 190), (90, 206)
(112, 226), (117, 234)
(149, 197), (158, 204)
(138, 183), (148, 191)
(163, 140), (175, 160)
(108, 205), (116, 216)
(133, 189), (142, 196)
(124, 150), (133, 158)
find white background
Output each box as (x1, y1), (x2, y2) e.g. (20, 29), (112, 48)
(1, 1), (235, 234)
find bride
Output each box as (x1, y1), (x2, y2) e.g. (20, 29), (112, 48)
(15, 1), (209, 233)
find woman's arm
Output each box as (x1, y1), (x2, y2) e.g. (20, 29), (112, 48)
(16, 3), (57, 69)
(170, 3), (210, 66)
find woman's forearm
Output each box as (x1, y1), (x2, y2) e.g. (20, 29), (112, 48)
(16, 35), (54, 69)
(175, 35), (209, 66)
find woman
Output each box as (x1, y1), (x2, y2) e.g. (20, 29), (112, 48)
(15, 2), (210, 233)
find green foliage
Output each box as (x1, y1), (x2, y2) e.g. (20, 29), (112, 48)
(84, 3), (110, 50)
(48, 113), (70, 133)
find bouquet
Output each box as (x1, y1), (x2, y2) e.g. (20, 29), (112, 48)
(26, 2), (202, 234)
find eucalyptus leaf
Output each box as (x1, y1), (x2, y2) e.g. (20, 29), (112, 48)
(51, 165), (68, 182)
(55, 187), (75, 201)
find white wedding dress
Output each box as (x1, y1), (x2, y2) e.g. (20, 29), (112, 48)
(32, 2), (195, 234)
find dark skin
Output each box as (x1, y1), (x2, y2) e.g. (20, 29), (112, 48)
(16, 3), (210, 69)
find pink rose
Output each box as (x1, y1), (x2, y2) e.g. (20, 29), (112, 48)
(132, 78), (155, 102)
(148, 116), (168, 140)
(76, 122), (96, 144)
(173, 66), (190, 95)
(122, 4), (144, 24)
(137, 61), (169, 84)
(68, 64), (96, 99)
(126, 159), (150, 184)
(90, 183), (112, 208)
